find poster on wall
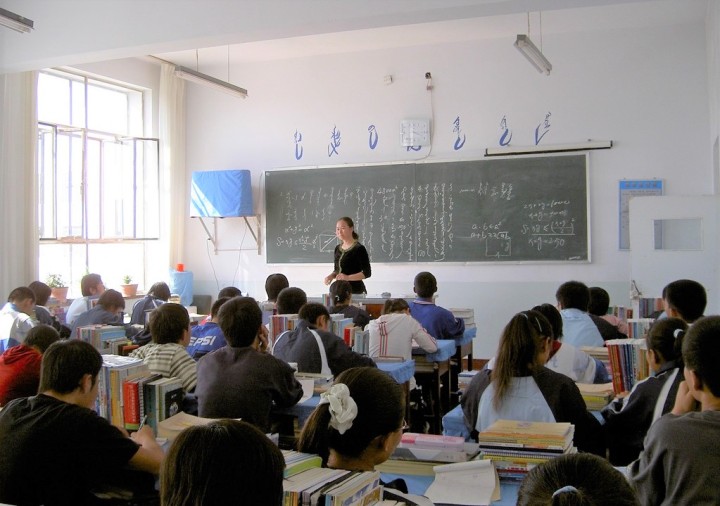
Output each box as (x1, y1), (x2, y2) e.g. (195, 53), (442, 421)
(619, 179), (664, 250)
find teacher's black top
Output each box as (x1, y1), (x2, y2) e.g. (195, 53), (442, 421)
(333, 242), (371, 294)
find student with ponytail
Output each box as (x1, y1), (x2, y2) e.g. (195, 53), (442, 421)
(461, 310), (603, 454)
(329, 280), (370, 329)
(602, 317), (688, 465)
(517, 453), (639, 506)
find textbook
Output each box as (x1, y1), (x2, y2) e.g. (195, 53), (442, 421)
(577, 382), (614, 410)
(605, 338), (649, 394)
(281, 450), (323, 478)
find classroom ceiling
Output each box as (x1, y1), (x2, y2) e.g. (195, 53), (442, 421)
(0, 0), (705, 74)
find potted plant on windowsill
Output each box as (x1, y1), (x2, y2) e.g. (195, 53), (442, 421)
(46, 274), (69, 303)
(120, 275), (138, 298)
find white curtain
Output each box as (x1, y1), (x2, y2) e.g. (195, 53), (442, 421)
(0, 72), (38, 297)
(159, 63), (186, 271)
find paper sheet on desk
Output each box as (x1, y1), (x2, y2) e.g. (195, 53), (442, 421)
(424, 459), (500, 505)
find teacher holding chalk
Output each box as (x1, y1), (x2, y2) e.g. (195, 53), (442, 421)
(324, 217), (371, 295)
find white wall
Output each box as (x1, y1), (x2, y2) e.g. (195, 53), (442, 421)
(179, 18), (711, 358)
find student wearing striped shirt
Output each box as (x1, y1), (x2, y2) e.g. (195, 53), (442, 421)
(130, 303), (197, 393)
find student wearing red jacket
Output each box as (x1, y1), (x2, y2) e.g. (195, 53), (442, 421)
(0, 324), (60, 406)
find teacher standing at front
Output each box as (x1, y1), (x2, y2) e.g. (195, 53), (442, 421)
(323, 217), (371, 295)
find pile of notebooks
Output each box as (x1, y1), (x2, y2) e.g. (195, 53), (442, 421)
(577, 382), (615, 410)
(269, 313), (299, 347)
(626, 318), (655, 339)
(580, 346), (611, 377)
(633, 297), (664, 319)
(605, 338), (650, 395)
(450, 308), (476, 336)
(283, 460), (381, 506)
(477, 420), (576, 482)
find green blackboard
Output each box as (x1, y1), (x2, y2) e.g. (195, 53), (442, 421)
(265, 155), (589, 263)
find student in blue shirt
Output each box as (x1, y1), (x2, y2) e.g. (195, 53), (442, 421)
(186, 297), (230, 360)
(130, 281), (170, 325)
(555, 280), (603, 348)
(408, 271), (464, 340)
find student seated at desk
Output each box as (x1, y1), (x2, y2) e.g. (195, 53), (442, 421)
(518, 453), (639, 506)
(662, 278), (707, 325)
(0, 286), (36, 352)
(129, 281), (170, 325)
(261, 273), (289, 312)
(0, 340), (164, 505)
(555, 281), (604, 348)
(28, 281), (71, 338)
(409, 271), (464, 340)
(299, 367), (427, 503)
(533, 303), (607, 384)
(195, 297), (303, 432)
(273, 302), (376, 376)
(65, 273), (105, 325)
(588, 286), (629, 338)
(186, 297), (230, 360)
(161, 419), (285, 506)
(329, 280), (370, 329)
(129, 303), (197, 393)
(0, 324), (60, 407)
(461, 310), (604, 455)
(603, 318), (687, 466)
(629, 316), (720, 505)
(368, 298), (437, 388)
(70, 289), (140, 340)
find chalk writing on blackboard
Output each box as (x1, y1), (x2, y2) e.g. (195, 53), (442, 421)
(266, 156), (589, 263)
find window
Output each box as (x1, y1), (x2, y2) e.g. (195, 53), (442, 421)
(37, 69), (160, 295)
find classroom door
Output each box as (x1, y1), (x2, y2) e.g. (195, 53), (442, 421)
(629, 195), (719, 313)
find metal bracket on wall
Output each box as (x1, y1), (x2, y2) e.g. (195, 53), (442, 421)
(196, 215), (261, 255)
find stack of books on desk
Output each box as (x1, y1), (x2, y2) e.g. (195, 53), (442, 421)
(282, 467), (381, 506)
(605, 338), (650, 395)
(577, 382), (614, 410)
(450, 308), (475, 333)
(352, 328), (369, 355)
(477, 420), (576, 482)
(76, 324), (131, 354)
(329, 315), (354, 345)
(96, 355), (147, 426)
(269, 313), (299, 346)
(627, 318), (655, 339)
(580, 345), (611, 375)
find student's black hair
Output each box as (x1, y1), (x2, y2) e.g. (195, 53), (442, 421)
(663, 279), (707, 323)
(532, 303), (562, 341)
(218, 286), (242, 299)
(217, 297), (262, 348)
(646, 317), (687, 365)
(517, 453), (639, 506)
(161, 419), (285, 506)
(298, 367), (403, 466)
(276, 287), (307, 315)
(555, 281), (590, 311)
(25, 324), (61, 353)
(80, 273), (103, 296)
(147, 281), (171, 301)
(265, 273), (289, 302)
(682, 315), (720, 397)
(28, 281), (52, 307)
(149, 303), (189, 345)
(587, 287), (610, 316)
(329, 280), (352, 306)
(493, 310), (553, 410)
(7, 286), (34, 304)
(382, 298), (410, 315)
(210, 297), (230, 318)
(299, 303), (330, 327)
(413, 271), (437, 298)
(38, 340), (103, 394)
(338, 216), (359, 240)
(97, 289), (125, 311)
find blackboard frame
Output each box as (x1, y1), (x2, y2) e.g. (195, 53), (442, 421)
(264, 154), (591, 264)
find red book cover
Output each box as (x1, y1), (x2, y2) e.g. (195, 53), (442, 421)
(123, 380), (140, 429)
(343, 327), (353, 346)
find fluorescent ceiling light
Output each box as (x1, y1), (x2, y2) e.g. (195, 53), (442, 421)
(485, 141), (613, 157)
(515, 34), (551, 75)
(0, 7), (34, 33)
(173, 65), (247, 98)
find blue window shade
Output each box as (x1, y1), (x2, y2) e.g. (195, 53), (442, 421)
(190, 169), (253, 217)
